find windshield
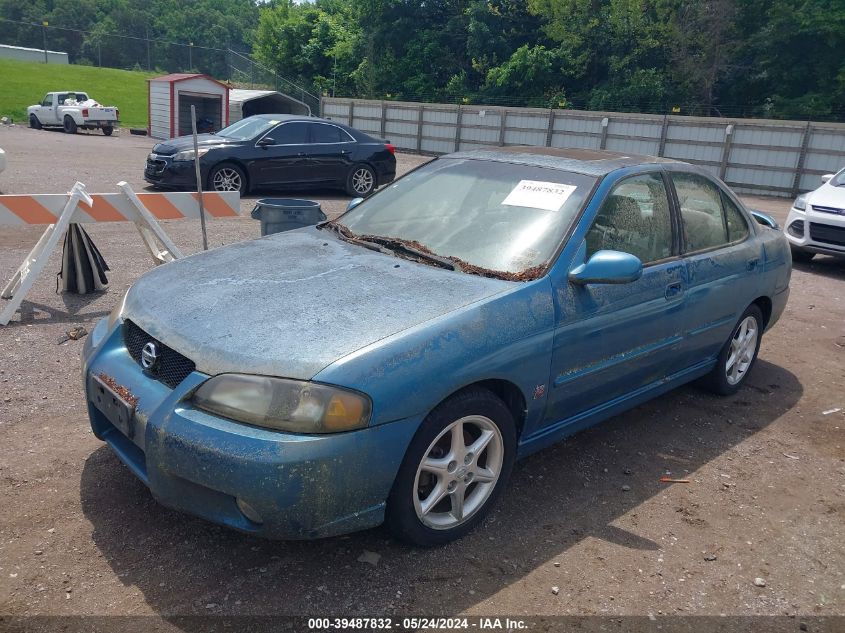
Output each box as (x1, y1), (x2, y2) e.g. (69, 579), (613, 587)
(216, 117), (280, 141)
(337, 158), (596, 279)
(831, 168), (845, 187)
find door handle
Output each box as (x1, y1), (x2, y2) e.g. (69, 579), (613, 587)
(297, 152), (307, 157)
(746, 258), (760, 271)
(665, 282), (683, 299)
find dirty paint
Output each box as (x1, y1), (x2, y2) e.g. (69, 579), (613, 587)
(81, 156), (792, 540)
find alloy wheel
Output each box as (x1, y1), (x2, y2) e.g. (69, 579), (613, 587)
(352, 168), (374, 195)
(725, 315), (758, 385)
(212, 167), (242, 192)
(413, 415), (504, 530)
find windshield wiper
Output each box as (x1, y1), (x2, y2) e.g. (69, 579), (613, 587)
(318, 222), (394, 255)
(361, 235), (460, 272)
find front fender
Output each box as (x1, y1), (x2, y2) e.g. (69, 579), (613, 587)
(313, 278), (556, 430)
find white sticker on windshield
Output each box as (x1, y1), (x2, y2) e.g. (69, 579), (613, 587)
(502, 180), (577, 212)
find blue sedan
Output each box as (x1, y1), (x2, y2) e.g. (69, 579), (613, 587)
(81, 147), (791, 546)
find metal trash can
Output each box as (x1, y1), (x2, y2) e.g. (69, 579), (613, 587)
(250, 198), (327, 236)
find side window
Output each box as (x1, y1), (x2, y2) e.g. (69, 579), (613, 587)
(274, 122), (309, 144)
(585, 173), (674, 264)
(42, 94), (52, 106)
(311, 123), (345, 143)
(721, 191), (749, 242)
(672, 173), (730, 251)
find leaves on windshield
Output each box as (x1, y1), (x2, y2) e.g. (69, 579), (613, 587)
(325, 222), (545, 282)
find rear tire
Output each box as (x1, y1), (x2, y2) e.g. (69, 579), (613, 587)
(700, 304), (763, 396)
(63, 116), (77, 134)
(102, 126), (114, 136)
(29, 114), (41, 130)
(345, 164), (376, 197)
(386, 387), (516, 547)
(790, 246), (815, 263)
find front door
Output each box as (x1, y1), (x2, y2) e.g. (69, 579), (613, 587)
(253, 121), (312, 188)
(543, 171), (687, 430)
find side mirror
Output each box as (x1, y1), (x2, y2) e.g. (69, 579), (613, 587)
(257, 137), (276, 147)
(749, 209), (780, 230)
(569, 250), (643, 285)
(346, 197), (364, 212)
(821, 174), (834, 184)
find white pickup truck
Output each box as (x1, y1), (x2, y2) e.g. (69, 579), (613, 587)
(27, 91), (119, 136)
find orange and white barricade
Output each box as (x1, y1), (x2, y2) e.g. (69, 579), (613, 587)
(0, 181), (240, 325)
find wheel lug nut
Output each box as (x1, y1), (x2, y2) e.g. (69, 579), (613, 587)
(464, 453), (473, 464)
(447, 460), (457, 473)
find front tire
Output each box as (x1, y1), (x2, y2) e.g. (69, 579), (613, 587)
(790, 246), (815, 263)
(345, 164), (376, 197)
(386, 387), (516, 546)
(208, 162), (247, 194)
(29, 114), (41, 130)
(701, 304), (763, 396)
(63, 115), (77, 134)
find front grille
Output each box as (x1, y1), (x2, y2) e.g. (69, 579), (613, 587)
(123, 320), (196, 389)
(145, 155), (167, 175)
(811, 205), (845, 216)
(788, 220), (804, 238)
(809, 222), (845, 247)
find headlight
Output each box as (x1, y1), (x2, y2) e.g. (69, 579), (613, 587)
(173, 148), (211, 161)
(191, 374), (372, 433)
(793, 194), (808, 211)
(107, 288), (129, 329)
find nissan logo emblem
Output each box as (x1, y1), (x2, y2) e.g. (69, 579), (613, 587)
(141, 341), (160, 370)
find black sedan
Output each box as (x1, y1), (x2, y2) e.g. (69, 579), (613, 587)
(144, 114), (397, 197)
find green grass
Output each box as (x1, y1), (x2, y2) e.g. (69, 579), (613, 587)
(0, 59), (157, 129)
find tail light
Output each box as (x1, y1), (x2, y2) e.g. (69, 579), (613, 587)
(385, 143), (396, 155)
(116, 109), (119, 119)
(82, 108), (89, 117)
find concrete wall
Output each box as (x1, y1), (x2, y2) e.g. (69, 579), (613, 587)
(0, 44), (68, 64)
(322, 98), (845, 197)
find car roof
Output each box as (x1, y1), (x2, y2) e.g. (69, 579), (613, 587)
(251, 113), (346, 126)
(445, 146), (682, 177)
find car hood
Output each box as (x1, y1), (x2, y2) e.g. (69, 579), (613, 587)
(122, 227), (515, 380)
(152, 134), (241, 155)
(807, 183), (845, 209)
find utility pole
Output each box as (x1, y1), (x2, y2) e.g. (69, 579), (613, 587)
(146, 26), (151, 70)
(188, 42), (193, 70)
(332, 53), (337, 97)
(41, 21), (48, 64)
(97, 42), (101, 67)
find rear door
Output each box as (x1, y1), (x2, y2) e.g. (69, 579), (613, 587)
(669, 171), (760, 368)
(545, 171), (688, 426)
(253, 121), (312, 187)
(306, 122), (356, 184)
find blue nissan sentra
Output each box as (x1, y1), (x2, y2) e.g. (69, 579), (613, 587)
(82, 147), (791, 546)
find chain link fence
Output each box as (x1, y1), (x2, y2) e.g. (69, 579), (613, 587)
(0, 17), (320, 114)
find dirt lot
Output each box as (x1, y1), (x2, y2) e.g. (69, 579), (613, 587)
(0, 125), (843, 629)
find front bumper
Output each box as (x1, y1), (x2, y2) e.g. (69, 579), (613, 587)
(81, 318), (420, 539)
(144, 155), (201, 189)
(784, 206), (845, 257)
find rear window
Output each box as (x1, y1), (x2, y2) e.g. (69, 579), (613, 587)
(311, 123), (348, 144)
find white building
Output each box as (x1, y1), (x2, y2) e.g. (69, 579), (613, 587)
(0, 43), (68, 64)
(147, 73), (230, 140)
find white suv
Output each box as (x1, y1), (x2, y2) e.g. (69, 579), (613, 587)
(785, 168), (845, 262)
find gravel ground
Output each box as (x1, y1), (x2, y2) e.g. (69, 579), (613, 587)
(0, 124), (843, 629)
